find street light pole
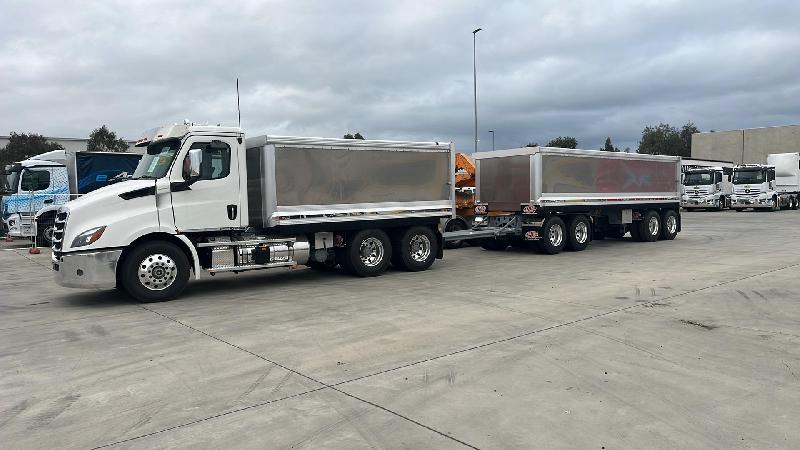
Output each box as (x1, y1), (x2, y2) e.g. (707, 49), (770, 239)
(488, 130), (495, 151)
(472, 27), (482, 153)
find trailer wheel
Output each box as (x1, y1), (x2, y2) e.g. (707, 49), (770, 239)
(444, 218), (468, 249)
(480, 238), (509, 251)
(392, 226), (437, 271)
(792, 197), (799, 210)
(659, 210), (679, 240)
(537, 216), (566, 254)
(637, 210), (661, 242)
(341, 229), (391, 277)
(566, 215), (590, 251)
(121, 241), (190, 303)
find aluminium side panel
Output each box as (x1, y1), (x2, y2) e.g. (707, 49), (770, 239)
(248, 136), (453, 227)
(475, 151), (534, 211)
(536, 148), (681, 205)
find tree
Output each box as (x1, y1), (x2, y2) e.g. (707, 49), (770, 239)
(680, 122), (700, 156)
(525, 142), (539, 147)
(87, 125), (129, 152)
(546, 136), (578, 149)
(0, 132), (64, 168)
(601, 137), (620, 152)
(343, 132), (365, 140)
(637, 123), (686, 156)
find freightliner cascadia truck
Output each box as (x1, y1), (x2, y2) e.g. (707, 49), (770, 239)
(51, 124), (454, 302)
(730, 152), (800, 211)
(446, 146), (682, 253)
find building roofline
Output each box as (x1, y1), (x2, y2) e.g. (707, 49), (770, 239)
(694, 124), (800, 135)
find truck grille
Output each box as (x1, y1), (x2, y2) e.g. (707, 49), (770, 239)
(734, 187), (760, 199)
(52, 210), (68, 252)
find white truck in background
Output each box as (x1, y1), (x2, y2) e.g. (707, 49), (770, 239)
(730, 152), (800, 211)
(51, 124), (454, 302)
(681, 166), (733, 210)
(2, 150), (142, 244)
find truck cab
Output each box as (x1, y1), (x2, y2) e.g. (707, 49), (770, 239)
(2, 154), (70, 241)
(730, 164), (777, 211)
(681, 167), (732, 210)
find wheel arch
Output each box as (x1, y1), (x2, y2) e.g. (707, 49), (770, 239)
(117, 233), (200, 282)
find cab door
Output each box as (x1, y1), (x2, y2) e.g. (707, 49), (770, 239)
(169, 136), (243, 231)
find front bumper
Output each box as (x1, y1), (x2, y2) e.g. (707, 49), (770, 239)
(731, 198), (771, 209)
(52, 249), (122, 289)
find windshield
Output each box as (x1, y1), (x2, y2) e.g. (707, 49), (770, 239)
(132, 138), (181, 179)
(2, 167), (21, 194)
(683, 172), (713, 186)
(732, 170), (765, 184)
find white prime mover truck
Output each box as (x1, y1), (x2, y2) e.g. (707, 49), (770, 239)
(51, 124), (454, 302)
(730, 152), (800, 211)
(681, 166), (733, 210)
(446, 147), (682, 253)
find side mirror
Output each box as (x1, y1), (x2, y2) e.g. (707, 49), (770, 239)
(187, 149), (202, 180)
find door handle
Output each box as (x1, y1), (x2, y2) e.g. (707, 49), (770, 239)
(227, 205), (237, 220)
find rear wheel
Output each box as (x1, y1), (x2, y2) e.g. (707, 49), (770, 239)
(121, 241), (190, 303)
(393, 226), (437, 272)
(537, 216), (566, 254)
(792, 197), (799, 210)
(565, 215), (590, 251)
(443, 218), (467, 249)
(341, 229), (391, 277)
(636, 210), (661, 242)
(659, 210), (679, 240)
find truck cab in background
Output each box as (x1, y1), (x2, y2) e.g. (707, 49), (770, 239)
(681, 167), (733, 210)
(731, 153), (800, 211)
(2, 150), (142, 244)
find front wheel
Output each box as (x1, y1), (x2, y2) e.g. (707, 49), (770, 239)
(36, 217), (56, 247)
(393, 226), (437, 272)
(121, 241), (190, 303)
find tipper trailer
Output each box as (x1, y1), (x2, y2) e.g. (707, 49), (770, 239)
(730, 153), (800, 211)
(51, 124), (454, 302)
(445, 147), (682, 253)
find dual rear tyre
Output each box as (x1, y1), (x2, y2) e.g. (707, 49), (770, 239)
(339, 226), (438, 277)
(630, 209), (678, 242)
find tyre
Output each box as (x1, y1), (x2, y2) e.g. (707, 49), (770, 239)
(121, 241), (190, 303)
(565, 215), (590, 251)
(340, 229), (391, 277)
(772, 196), (779, 212)
(392, 226), (437, 272)
(792, 197), (799, 210)
(36, 215), (56, 247)
(537, 216), (566, 254)
(443, 218), (467, 249)
(734, 208), (743, 212)
(659, 210), (679, 240)
(716, 198), (724, 211)
(636, 210), (661, 242)
(480, 238), (509, 251)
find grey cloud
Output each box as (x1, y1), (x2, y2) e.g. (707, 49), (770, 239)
(1, 0), (799, 153)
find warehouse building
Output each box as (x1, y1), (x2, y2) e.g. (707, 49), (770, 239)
(692, 124), (800, 165)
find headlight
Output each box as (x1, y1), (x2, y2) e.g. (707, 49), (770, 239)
(71, 226), (106, 248)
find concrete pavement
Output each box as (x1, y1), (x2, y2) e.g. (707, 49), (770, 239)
(1, 210), (798, 448)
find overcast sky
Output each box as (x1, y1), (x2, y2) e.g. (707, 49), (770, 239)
(2, 0), (799, 152)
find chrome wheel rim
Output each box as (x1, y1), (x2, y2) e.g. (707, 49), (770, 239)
(138, 253), (177, 291)
(648, 216), (660, 236)
(409, 234), (431, 262)
(574, 221), (588, 244)
(359, 237), (384, 267)
(549, 223), (564, 247)
(666, 215), (677, 234)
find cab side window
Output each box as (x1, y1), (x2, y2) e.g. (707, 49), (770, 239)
(21, 169), (50, 191)
(189, 141), (231, 180)
(767, 169), (775, 182)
